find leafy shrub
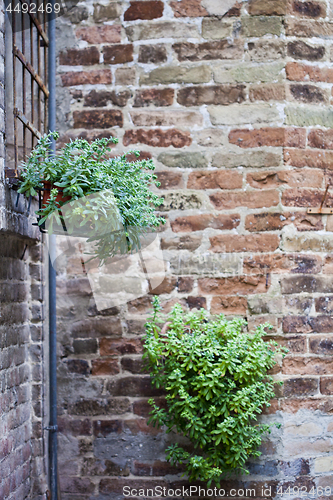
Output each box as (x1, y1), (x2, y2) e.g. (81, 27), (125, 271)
(144, 298), (287, 486)
(18, 132), (164, 263)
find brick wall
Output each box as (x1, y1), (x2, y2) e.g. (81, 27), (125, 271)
(55, 0), (333, 498)
(0, 0), (48, 497)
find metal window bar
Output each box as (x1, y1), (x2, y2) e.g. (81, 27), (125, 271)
(5, 0), (49, 179)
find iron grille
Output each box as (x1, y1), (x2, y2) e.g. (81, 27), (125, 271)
(5, 0), (49, 178)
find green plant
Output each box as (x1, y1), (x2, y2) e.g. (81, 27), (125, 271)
(18, 131), (165, 263)
(144, 298), (287, 486)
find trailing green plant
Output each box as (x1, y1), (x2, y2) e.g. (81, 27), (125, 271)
(144, 298), (287, 486)
(18, 131), (165, 263)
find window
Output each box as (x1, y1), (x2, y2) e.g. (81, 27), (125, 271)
(5, 0), (49, 178)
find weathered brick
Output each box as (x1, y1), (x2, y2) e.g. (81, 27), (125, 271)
(161, 235), (202, 251)
(248, 40), (285, 62)
(173, 40), (243, 62)
(59, 47), (100, 66)
(213, 151), (281, 168)
(315, 297), (333, 314)
(311, 336), (333, 355)
(177, 84), (245, 106)
(61, 69), (112, 87)
(138, 44), (167, 63)
(249, 83), (286, 102)
(282, 377), (319, 397)
(320, 377), (333, 395)
(282, 188), (327, 208)
(133, 88), (174, 107)
(211, 296), (247, 315)
(171, 214), (240, 232)
(229, 127), (306, 148)
(158, 152), (207, 169)
(58, 417), (92, 437)
(285, 18), (333, 37)
(246, 169), (323, 189)
(214, 61), (284, 84)
(107, 377), (164, 397)
(70, 317), (122, 339)
(284, 148), (333, 169)
(283, 357), (333, 375)
(129, 110), (203, 127)
(286, 61), (333, 83)
(291, 0), (326, 18)
(186, 296), (207, 309)
(308, 129), (333, 149)
(209, 234), (279, 253)
(281, 275), (333, 294)
(202, 18), (234, 39)
(211, 103), (279, 126)
(115, 67), (136, 85)
(91, 360), (120, 376)
(83, 89), (131, 108)
(210, 190), (279, 209)
(156, 172), (183, 189)
(248, 212), (323, 232)
(100, 338), (143, 356)
(126, 21), (200, 41)
(149, 277), (177, 294)
(69, 398), (130, 416)
(188, 170), (242, 189)
(65, 359), (90, 375)
(103, 44), (133, 64)
(177, 277), (194, 293)
(244, 253), (322, 274)
(121, 357), (146, 374)
(140, 65), (211, 85)
(248, 0), (287, 15)
(287, 41), (325, 61)
(73, 110), (123, 129)
(93, 2), (121, 21)
(73, 339), (98, 355)
(123, 129), (192, 148)
(289, 83), (327, 104)
(241, 16), (283, 36)
(76, 25), (121, 44)
(170, 0), (208, 17)
(124, 1), (164, 21)
(198, 275), (267, 295)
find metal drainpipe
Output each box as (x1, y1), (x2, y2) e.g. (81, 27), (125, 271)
(48, 2), (58, 499)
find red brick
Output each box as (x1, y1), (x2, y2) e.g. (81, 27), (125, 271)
(177, 277), (194, 293)
(320, 377), (333, 395)
(123, 129), (192, 148)
(280, 397), (333, 413)
(286, 61), (333, 82)
(73, 109), (123, 129)
(245, 212), (323, 232)
(177, 85), (245, 106)
(61, 69), (112, 87)
(209, 190), (279, 209)
(188, 170), (242, 189)
(133, 88), (174, 107)
(308, 129), (333, 150)
(124, 1), (164, 20)
(246, 169), (323, 189)
(76, 25), (121, 44)
(149, 277), (177, 294)
(161, 235), (202, 251)
(171, 213), (240, 232)
(156, 171), (183, 189)
(199, 275), (267, 295)
(284, 148), (333, 169)
(211, 296), (247, 315)
(283, 357), (333, 375)
(249, 83), (286, 102)
(133, 398), (167, 417)
(229, 127), (306, 148)
(91, 359), (120, 376)
(282, 188), (328, 208)
(100, 339), (143, 357)
(59, 47), (100, 66)
(248, 0), (287, 15)
(123, 419), (162, 435)
(244, 254), (322, 274)
(209, 234), (279, 253)
(173, 40), (243, 62)
(170, 0), (208, 17)
(84, 89), (131, 108)
(103, 44), (133, 64)
(290, 0), (326, 18)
